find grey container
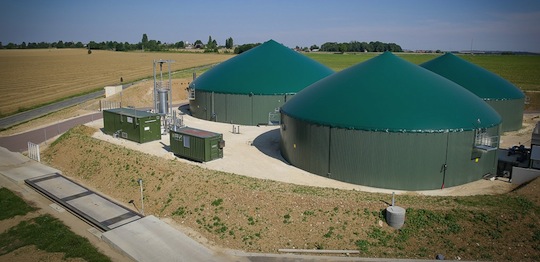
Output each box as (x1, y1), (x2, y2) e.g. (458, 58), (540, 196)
(386, 206), (406, 229)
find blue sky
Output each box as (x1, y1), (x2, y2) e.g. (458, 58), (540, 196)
(1, 0), (539, 52)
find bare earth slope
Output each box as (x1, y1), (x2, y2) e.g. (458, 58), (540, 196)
(41, 125), (540, 261)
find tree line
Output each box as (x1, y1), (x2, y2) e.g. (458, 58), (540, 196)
(0, 34), (235, 53)
(0, 36), (403, 54)
(319, 41), (403, 53)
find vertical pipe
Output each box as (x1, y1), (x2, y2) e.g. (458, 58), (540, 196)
(442, 132), (450, 189)
(327, 127), (332, 177)
(168, 61), (172, 116)
(211, 92), (215, 120)
(153, 60), (157, 113)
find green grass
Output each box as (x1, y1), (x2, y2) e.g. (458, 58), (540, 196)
(305, 52), (540, 91)
(0, 188), (37, 220)
(0, 215), (111, 262)
(460, 55), (540, 90)
(0, 188), (111, 262)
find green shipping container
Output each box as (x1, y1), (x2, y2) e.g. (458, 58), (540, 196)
(170, 127), (224, 162)
(103, 108), (161, 143)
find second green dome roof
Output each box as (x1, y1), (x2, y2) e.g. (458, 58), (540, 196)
(281, 52), (501, 133)
(420, 53), (524, 100)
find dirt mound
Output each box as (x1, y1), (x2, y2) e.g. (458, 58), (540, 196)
(103, 78), (190, 109)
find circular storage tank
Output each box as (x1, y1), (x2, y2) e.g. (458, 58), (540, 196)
(386, 206), (406, 229)
(280, 52), (502, 190)
(421, 53), (525, 132)
(189, 39), (334, 125)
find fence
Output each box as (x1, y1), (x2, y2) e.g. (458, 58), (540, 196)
(100, 100), (121, 111)
(28, 142), (40, 162)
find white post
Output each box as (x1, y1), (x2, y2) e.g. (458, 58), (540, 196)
(138, 178), (144, 215)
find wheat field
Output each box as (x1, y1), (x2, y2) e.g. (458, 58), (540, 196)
(0, 49), (232, 117)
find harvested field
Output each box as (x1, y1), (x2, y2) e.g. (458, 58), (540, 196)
(0, 49), (232, 117)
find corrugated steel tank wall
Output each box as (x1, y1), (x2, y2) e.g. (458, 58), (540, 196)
(189, 90), (289, 125)
(280, 114), (500, 190)
(487, 98), (524, 132)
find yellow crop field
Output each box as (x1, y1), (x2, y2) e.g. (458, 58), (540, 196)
(0, 49), (232, 117)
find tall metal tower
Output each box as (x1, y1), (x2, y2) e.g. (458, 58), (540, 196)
(153, 59), (175, 133)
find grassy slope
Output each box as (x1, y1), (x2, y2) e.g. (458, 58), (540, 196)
(42, 126), (540, 261)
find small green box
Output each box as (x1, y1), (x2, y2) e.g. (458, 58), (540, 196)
(103, 108), (161, 143)
(170, 127), (224, 162)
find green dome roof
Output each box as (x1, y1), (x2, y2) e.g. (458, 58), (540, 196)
(281, 52), (501, 133)
(190, 40), (334, 95)
(420, 53), (524, 100)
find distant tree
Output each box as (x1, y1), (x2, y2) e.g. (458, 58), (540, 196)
(75, 42), (84, 48)
(106, 41), (115, 50)
(321, 42), (339, 52)
(194, 39), (203, 49)
(338, 43), (348, 53)
(385, 43), (402, 52)
(361, 42), (372, 52)
(225, 37), (233, 49)
(234, 43), (260, 54)
(205, 36), (217, 51)
(141, 33), (148, 50)
(87, 41), (98, 49)
(56, 40), (65, 48)
(310, 44), (319, 51)
(147, 40), (159, 51)
(21, 42), (27, 49)
(369, 41), (381, 52)
(0, 42), (3, 49)
(175, 41), (185, 48)
(124, 42), (135, 51)
(115, 42), (125, 51)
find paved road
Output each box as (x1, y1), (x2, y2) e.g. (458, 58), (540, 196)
(0, 91), (105, 130)
(0, 62), (218, 130)
(0, 112), (102, 152)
